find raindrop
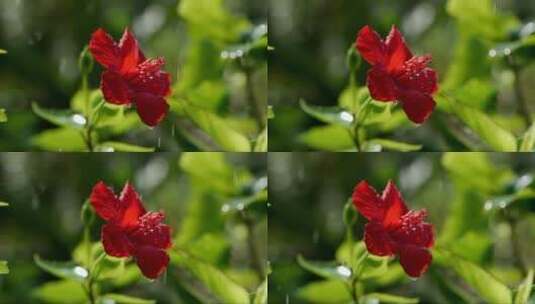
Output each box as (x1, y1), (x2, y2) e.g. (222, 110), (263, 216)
(72, 114), (87, 126)
(336, 265), (352, 278)
(489, 49), (497, 58)
(73, 266), (88, 278)
(339, 111), (354, 123)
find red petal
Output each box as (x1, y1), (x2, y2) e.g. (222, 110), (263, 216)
(364, 222), (395, 256)
(134, 92), (169, 127)
(392, 210), (434, 248)
(381, 181), (408, 228)
(117, 183), (146, 229)
(130, 212), (172, 249)
(367, 67), (398, 101)
(101, 71), (132, 105)
(398, 90), (436, 124)
(89, 181), (121, 221)
(135, 246), (169, 279)
(395, 56), (438, 95)
(118, 29), (141, 76)
(356, 26), (387, 66)
(89, 28), (121, 70)
(352, 181), (387, 222)
(385, 26), (413, 73)
(398, 245), (432, 277)
(102, 223), (133, 257)
(129, 58), (171, 97)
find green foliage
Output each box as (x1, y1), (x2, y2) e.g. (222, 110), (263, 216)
(514, 270), (534, 304)
(170, 251), (251, 304)
(360, 293), (418, 304)
(34, 255), (88, 283)
(32, 280), (86, 304)
(434, 249), (512, 304)
(296, 280), (351, 303)
(98, 294), (155, 304)
(0, 260), (8, 274)
(253, 279), (268, 304)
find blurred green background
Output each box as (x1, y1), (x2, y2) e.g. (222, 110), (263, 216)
(0, 152), (267, 303)
(0, 0), (266, 151)
(268, 0), (535, 151)
(268, 152), (535, 303)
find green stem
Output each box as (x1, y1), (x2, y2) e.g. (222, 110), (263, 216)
(352, 97), (373, 151)
(509, 56), (532, 126)
(241, 211), (265, 280)
(85, 251), (106, 304)
(244, 64), (265, 130)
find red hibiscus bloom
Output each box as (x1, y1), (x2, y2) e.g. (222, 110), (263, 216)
(89, 28), (171, 127)
(352, 180), (434, 277)
(355, 25), (438, 124)
(90, 181), (172, 279)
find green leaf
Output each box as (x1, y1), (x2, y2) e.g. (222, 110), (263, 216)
(447, 0), (518, 40)
(296, 280), (351, 303)
(253, 279), (267, 304)
(300, 99), (354, 128)
(359, 255), (390, 280)
(0, 49), (6, 54)
(178, 0), (250, 42)
(0, 202), (8, 207)
(0, 260), (9, 274)
(296, 255), (351, 281)
(170, 251), (250, 304)
(438, 95), (517, 151)
(267, 106), (274, 119)
(222, 189), (267, 214)
(31, 128), (87, 151)
(434, 249), (512, 304)
(34, 255), (88, 282)
(0, 108), (7, 122)
(520, 123), (535, 151)
(361, 293), (419, 304)
(32, 280), (86, 304)
(179, 152), (236, 194)
(299, 125), (354, 151)
(366, 139), (422, 152)
(99, 294), (155, 304)
(32, 102), (86, 129)
(484, 188), (535, 211)
(254, 127), (267, 152)
(514, 269), (534, 304)
(180, 102), (251, 152)
(95, 142), (155, 152)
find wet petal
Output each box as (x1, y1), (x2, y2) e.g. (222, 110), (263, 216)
(90, 181), (122, 221)
(367, 67), (398, 101)
(101, 71), (132, 105)
(395, 56), (438, 95)
(392, 210), (434, 248)
(385, 26), (412, 73)
(135, 246), (169, 279)
(102, 223), (133, 257)
(364, 222), (395, 256)
(381, 181), (408, 228)
(352, 181), (389, 221)
(89, 28), (121, 70)
(130, 212), (172, 249)
(398, 90), (436, 124)
(356, 25), (387, 66)
(398, 245), (432, 277)
(134, 92), (169, 127)
(118, 29), (141, 76)
(117, 183), (146, 229)
(130, 58), (171, 97)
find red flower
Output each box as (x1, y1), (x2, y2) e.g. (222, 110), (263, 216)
(355, 25), (438, 124)
(89, 181), (172, 279)
(89, 28), (171, 127)
(352, 180), (434, 277)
